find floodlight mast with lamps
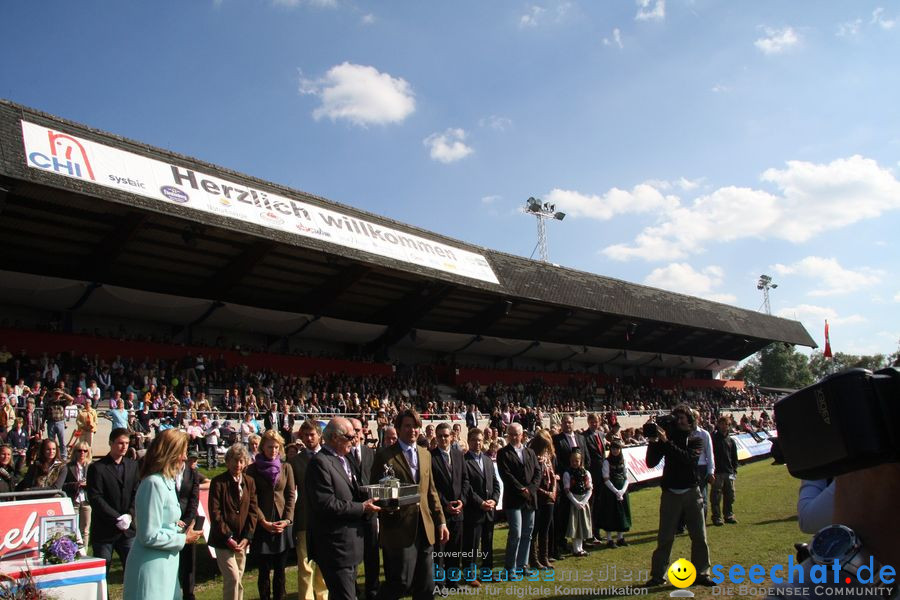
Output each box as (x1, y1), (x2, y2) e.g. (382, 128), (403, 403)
(757, 274), (778, 315)
(525, 197), (566, 262)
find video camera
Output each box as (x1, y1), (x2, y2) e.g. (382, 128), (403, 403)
(774, 367), (900, 480)
(642, 413), (678, 440)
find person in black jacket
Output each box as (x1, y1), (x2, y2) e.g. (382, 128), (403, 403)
(87, 427), (140, 575)
(431, 423), (470, 583)
(552, 415), (590, 556)
(306, 417), (381, 600)
(177, 451), (208, 600)
(497, 422), (541, 576)
(710, 416), (739, 526)
(463, 428), (499, 585)
(643, 405), (713, 587)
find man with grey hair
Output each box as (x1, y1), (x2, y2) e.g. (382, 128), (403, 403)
(306, 417), (381, 600)
(382, 426), (398, 447)
(497, 422), (541, 576)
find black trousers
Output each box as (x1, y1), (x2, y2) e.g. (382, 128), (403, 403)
(436, 519), (463, 571)
(178, 542), (196, 600)
(320, 564), (359, 600)
(377, 534), (434, 600)
(257, 548), (289, 600)
(554, 496), (571, 554)
(462, 517), (495, 575)
(362, 515), (380, 599)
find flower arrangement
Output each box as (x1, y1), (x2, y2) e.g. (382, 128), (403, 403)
(40, 533), (80, 565)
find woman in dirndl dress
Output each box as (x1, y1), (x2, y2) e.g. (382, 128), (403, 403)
(597, 439), (632, 547)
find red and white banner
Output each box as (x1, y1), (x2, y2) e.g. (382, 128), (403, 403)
(622, 446), (665, 484)
(1, 558), (107, 600)
(0, 497), (75, 561)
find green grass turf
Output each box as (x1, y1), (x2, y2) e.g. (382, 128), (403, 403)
(106, 459), (804, 599)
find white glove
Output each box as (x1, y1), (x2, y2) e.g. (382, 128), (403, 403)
(115, 514), (132, 530)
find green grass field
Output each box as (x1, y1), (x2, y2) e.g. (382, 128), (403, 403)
(106, 459), (804, 599)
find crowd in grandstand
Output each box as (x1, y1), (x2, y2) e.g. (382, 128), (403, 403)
(0, 343), (778, 599)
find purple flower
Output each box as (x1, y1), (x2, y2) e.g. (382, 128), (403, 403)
(48, 536), (78, 563)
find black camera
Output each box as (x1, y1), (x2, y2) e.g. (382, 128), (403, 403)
(774, 367), (900, 480)
(643, 414), (678, 439)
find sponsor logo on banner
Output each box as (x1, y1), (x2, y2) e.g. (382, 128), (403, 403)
(19, 120), (500, 285)
(160, 185), (190, 203)
(260, 210), (284, 225)
(0, 497), (74, 560)
(25, 128), (96, 181)
(622, 446), (664, 483)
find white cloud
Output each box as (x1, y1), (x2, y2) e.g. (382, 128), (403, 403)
(777, 304), (866, 327)
(755, 26), (800, 54)
(360, 13), (375, 25)
(545, 183), (680, 221)
(481, 195), (501, 205)
(644, 263), (737, 303)
(711, 83), (732, 93)
(423, 128), (474, 163)
(603, 28), (624, 48)
(635, 0), (665, 21)
(520, 5), (545, 28)
(478, 115), (513, 132)
(837, 18), (862, 37)
(299, 63), (415, 127)
(894, 292), (900, 302)
(771, 257), (884, 296)
(872, 7), (896, 29)
(601, 155), (900, 261)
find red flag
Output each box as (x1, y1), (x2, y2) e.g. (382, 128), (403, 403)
(824, 320), (833, 358)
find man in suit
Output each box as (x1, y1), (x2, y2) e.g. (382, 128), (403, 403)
(463, 427), (499, 586)
(289, 421), (328, 600)
(553, 415), (590, 556)
(306, 417), (381, 600)
(430, 423), (470, 584)
(177, 451), (207, 600)
(583, 413), (607, 543)
(497, 422), (541, 575)
(87, 427), (140, 575)
(348, 418), (379, 600)
(372, 409), (449, 600)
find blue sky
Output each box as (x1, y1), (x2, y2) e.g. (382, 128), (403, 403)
(3, 1), (899, 358)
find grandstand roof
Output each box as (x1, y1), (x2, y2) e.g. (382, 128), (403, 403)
(0, 100), (816, 366)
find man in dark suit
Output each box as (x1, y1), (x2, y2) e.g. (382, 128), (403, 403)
(465, 405), (479, 430)
(553, 415), (591, 556)
(583, 413), (607, 543)
(289, 420), (328, 600)
(177, 451), (207, 600)
(463, 427), (499, 585)
(87, 427), (140, 575)
(497, 422), (541, 575)
(372, 409), (449, 600)
(306, 417), (381, 600)
(348, 417), (380, 600)
(431, 422), (470, 584)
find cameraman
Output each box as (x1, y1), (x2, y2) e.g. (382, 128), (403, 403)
(644, 404), (714, 587)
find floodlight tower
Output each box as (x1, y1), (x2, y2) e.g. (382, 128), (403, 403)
(757, 274), (778, 315)
(524, 197), (566, 262)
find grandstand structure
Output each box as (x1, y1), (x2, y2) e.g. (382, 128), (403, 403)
(0, 99), (816, 384)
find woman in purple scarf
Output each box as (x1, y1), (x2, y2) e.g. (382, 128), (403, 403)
(245, 430), (296, 600)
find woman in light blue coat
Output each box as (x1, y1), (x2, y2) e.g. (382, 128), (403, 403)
(123, 429), (203, 600)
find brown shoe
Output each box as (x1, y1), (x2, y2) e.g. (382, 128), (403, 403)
(469, 580), (481, 588)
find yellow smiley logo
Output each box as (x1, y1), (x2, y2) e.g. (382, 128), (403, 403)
(667, 558), (696, 588)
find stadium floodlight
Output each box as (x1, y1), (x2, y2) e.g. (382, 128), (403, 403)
(524, 197), (566, 262)
(757, 274), (778, 315)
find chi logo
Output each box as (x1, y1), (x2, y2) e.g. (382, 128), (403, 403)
(27, 129), (96, 180)
(260, 211), (284, 225)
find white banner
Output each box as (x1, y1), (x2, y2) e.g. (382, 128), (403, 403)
(20, 120), (500, 285)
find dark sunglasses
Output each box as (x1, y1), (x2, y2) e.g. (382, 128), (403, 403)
(339, 433), (355, 441)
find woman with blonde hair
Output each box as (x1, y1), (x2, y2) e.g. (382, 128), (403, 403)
(123, 429), (203, 600)
(245, 429), (295, 600)
(63, 441), (92, 548)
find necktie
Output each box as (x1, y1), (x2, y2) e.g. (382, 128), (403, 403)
(406, 447), (418, 482)
(444, 451), (451, 468)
